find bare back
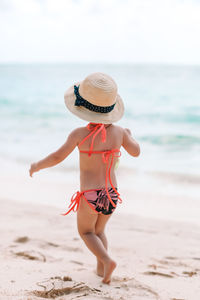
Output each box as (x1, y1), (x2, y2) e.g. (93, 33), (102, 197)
(77, 124), (123, 191)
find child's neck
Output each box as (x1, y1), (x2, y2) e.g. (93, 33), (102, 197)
(89, 122), (112, 128)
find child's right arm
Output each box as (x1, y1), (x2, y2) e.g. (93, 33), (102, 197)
(29, 128), (81, 177)
(122, 128), (140, 157)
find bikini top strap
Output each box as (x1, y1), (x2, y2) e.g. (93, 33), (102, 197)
(78, 123), (106, 156)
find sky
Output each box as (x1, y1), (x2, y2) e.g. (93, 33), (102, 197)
(0, 0), (200, 64)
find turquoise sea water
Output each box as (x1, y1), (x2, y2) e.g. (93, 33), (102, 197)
(0, 63), (200, 178)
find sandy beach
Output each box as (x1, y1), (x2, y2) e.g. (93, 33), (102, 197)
(1, 194), (200, 300)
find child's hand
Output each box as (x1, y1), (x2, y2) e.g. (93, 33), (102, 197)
(29, 163), (40, 177)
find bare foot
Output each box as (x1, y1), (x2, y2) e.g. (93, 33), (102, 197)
(102, 259), (117, 284)
(96, 259), (104, 277)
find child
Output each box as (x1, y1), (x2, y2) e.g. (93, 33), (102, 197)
(29, 72), (140, 284)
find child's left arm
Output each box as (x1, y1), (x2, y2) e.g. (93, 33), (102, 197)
(29, 128), (80, 177)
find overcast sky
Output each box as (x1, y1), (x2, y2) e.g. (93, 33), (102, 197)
(0, 0), (200, 64)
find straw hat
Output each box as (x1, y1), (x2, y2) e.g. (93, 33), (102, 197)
(64, 72), (124, 124)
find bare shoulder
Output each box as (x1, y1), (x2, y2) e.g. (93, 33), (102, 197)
(110, 124), (124, 134)
(67, 126), (87, 144)
(111, 124), (131, 137)
(69, 126), (86, 135)
(108, 124), (124, 143)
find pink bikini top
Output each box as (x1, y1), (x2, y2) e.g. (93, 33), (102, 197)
(62, 122), (122, 216)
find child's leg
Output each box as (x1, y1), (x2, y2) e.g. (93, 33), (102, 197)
(95, 214), (111, 277)
(77, 206), (116, 283)
(94, 214), (116, 283)
(77, 209), (109, 262)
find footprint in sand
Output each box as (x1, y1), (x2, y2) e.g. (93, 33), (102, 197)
(31, 277), (102, 299)
(31, 276), (159, 299)
(182, 271), (197, 277)
(143, 271), (174, 278)
(12, 250), (46, 262)
(46, 242), (59, 247)
(41, 241), (82, 252)
(50, 276), (72, 281)
(14, 237), (83, 255)
(112, 276), (159, 299)
(147, 260), (176, 278)
(70, 260), (84, 265)
(148, 257), (200, 278)
(165, 256), (178, 260)
(164, 256), (200, 275)
(14, 236), (59, 249)
(63, 246), (83, 252)
(153, 257), (189, 268)
(14, 236), (30, 243)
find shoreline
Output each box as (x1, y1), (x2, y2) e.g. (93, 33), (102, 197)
(1, 197), (200, 299)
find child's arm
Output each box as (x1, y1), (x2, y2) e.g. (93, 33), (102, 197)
(122, 128), (140, 157)
(29, 128), (80, 177)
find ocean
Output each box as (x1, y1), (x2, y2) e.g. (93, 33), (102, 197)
(0, 63), (200, 222)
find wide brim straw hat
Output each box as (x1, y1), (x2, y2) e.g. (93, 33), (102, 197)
(64, 72), (124, 124)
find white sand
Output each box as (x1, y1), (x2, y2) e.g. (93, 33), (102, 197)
(1, 197), (200, 300)
(1, 158), (200, 299)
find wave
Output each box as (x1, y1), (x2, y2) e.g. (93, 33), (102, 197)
(126, 111), (200, 124)
(140, 134), (200, 146)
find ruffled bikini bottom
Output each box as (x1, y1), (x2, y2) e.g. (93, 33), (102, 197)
(83, 187), (118, 215)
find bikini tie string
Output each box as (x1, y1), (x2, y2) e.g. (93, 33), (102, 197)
(101, 149), (122, 207)
(87, 123), (106, 155)
(61, 191), (83, 215)
(79, 123), (106, 156)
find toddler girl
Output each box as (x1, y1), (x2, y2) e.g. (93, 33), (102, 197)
(29, 72), (140, 284)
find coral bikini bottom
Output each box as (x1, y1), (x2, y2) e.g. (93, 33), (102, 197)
(83, 187), (118, 215)
(62, 187), (119, 216)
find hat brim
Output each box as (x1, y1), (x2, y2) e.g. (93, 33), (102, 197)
(64, 81), (124, 124)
